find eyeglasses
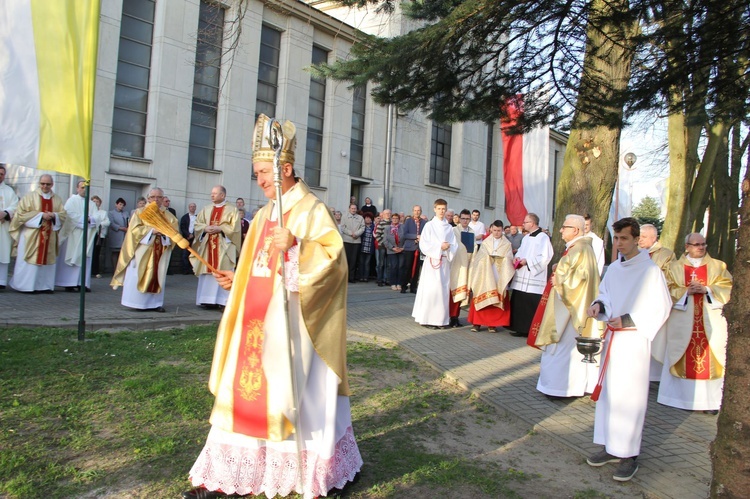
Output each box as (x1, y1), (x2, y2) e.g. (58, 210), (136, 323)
(39, 182), (52, 186)
(687, 242), (707, 247)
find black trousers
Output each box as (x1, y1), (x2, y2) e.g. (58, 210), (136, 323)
(401, 250), (422, 291)
(344, 242), (360, 281)
(509, 290), (542, 335)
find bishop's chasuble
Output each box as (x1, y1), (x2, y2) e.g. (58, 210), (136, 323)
(188, 180), (362, 498)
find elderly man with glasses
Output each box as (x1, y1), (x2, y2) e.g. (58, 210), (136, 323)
(9, 174), (66, 293)
(533, 214), (600, 397)
(111, 187), (178, 312)
(653, 232), (732, 414)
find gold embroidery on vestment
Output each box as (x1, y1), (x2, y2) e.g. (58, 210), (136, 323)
(239, 319), (264, 401)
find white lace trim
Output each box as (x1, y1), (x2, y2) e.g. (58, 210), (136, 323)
(284, 243), (300, 292)
(189, 426), (362, 498)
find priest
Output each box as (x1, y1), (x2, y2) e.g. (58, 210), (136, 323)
(508, 212), (553, 337)
(9, 174), (66, 293)
(110, 187), (177, 312)
(191, 185), (240, 308)
(638, 223), (675, 380)
(534, 215), (600, 397)
(654, 233), (732, 413)
(55, 180), (99, 292)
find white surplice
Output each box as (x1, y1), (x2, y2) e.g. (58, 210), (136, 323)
(591, 250), (671, 458)
(412, 216), (458, 326)
(55, 195), (98, 288)
(585, 231), (605, 276)
(509, 229), (553, 295)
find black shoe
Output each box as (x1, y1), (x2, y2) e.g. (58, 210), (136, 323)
(613, 457), (639, 481)
(509, 330), (528, 337)
(453, 320), (463, 328)
(153, 306), (166, 313)
(65, 286), (77, 292)
(587, 449), (620, 467)
(471, 325), (480, 332)
(85, 287), (91, 293)
(400, 288), (407, 294)
(703, 409), (719, 415)
(377, 282), (384, 287)
(0, 285), (6, 290)
(348, 279), (356, 283)
(410, 289), (417, 294)
(182, 487), (230, 499)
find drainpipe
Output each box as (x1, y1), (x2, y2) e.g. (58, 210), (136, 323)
(383, 104), (394, 209)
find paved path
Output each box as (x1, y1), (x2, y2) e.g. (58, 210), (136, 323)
(1, 274), (715, 498)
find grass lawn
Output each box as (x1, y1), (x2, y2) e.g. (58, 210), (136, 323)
(0, 326), (617, 498)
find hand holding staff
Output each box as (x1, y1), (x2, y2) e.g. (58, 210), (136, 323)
(140, 202), (219, 274)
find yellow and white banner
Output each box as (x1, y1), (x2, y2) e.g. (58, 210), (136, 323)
(0, 0), (100, 179)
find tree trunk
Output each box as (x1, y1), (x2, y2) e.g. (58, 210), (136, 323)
(707, 137), (730, 259)
(550, 0), (636, 255)
(710, 150), (750, 497)
(660, 108), (693, 251)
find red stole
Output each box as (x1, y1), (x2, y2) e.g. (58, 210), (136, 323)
(527, 247), (569, 348)
(37, 197), (53, 265)
(145, 236), (164, 293)
(207, 205), (225, 269)
(684, 265), (711, 379)
(232, 216), (288, 438)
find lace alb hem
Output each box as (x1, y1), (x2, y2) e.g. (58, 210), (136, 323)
(189, 426), (362, 498)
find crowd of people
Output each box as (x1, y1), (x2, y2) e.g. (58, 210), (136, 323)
(0, 143), (733, 493)
(344, 195), (731, 484)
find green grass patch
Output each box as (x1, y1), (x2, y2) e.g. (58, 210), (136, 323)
(1, 327), (531, 498)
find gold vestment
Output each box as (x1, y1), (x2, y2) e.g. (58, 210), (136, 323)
(110, 206), (178, 293)
(9, 189), (67, 265)
(191, 203), (241, 274)
(468, 235), (515, 310)
(207, 180), (349, 432)
(534, 237), (599, 346)
(656, 255), (732, 379)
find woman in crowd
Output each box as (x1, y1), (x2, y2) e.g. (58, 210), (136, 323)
(384, 212), (405, 291)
